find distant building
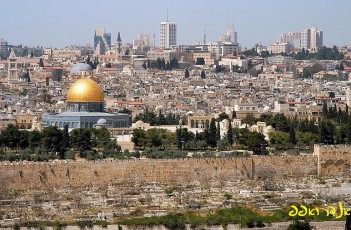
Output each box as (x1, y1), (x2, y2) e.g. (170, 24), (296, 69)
(133, 33), (152, 51)
(160, 21), (177, 48)
(220, 26), (237, 43)
(94, 27), (111, 55)
(276, 27), (323, 51)
(268, 43), (294, 54)
(0, 38), (8, 57)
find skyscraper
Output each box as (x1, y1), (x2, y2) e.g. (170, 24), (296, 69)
(94, 27), (111, 55)
(160, 21), (177, 49)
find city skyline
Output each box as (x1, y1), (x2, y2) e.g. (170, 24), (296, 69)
(1, 0), (350, 48)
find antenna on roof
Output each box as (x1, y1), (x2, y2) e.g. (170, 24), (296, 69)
(232, 12), (235, 28)
(167, 7), (169, 21)
(204, 17), (207, 43)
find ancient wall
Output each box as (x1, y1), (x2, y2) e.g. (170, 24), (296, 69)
(314, 144), (351, 176)
(0, 156), (318, 191)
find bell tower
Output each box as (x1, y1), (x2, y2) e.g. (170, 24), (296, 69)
(8, 49), (18, 83)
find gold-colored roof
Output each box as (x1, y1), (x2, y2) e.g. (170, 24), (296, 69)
(67, 78), (104, 103)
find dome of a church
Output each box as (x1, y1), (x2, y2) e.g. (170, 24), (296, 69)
(70, 63), (93, 75)
(67, 78), (104, 103)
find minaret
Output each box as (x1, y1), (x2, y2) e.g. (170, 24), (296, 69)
(8, 49), (18, 83)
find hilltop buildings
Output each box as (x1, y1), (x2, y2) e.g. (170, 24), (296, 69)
(273, 26), (324, 53)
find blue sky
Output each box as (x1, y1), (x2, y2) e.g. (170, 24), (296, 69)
(1, 0), (350, 48)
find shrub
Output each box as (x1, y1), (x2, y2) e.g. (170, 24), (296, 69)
(64, 150), (75, 160)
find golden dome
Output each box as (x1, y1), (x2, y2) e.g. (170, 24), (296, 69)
(67, 78), (104, 103)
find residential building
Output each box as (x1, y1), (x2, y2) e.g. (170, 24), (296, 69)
(268, 43), (294, 54)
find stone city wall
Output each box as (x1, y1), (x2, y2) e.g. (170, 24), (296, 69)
(0, 156), (317, 191)
(314, 144), (351, 176)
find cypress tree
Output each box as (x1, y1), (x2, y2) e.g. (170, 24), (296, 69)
(227, 121), (233, 145)
(289, 126), (296, 145)
(232, 110), (237, 119)
(208, 118), (217, 147)
(216, 121), (221, 141)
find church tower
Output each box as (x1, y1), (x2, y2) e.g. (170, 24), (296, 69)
(116, 32), (122, 60)
(8, 49), (18, 83)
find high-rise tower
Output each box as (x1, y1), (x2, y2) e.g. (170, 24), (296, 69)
(160, 20), (177, 49)
(94, 27), (111, 55)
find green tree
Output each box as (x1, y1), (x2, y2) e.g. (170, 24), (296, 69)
(39, 58), (44, 67)
(241, 113), (256, 126)
(69, 128), (93, 153)
(216, 121), (221, 141)
(208, 118), (217, 148)
(217, 112), (229, 121)
(131, 129), (147, 149)
(170, 57), (179, 69)
(269, 113), (290, 132)
(247, 131), (268, 155)
(41, 126), (64, 153)
(269, 131), (291, 150)
(195, 57), (205, 65)
(62, 124), (70, 151)
(1, 124), (21, 150)
(232, 110), (237, 119)
(184, 69), (189, 78)
(19, 130), (29, 149)
(227, 121), (233, 145)
(201, 70), (206, 79)
(28, 130), (42, 149)
(287, 220), (312, 230)
(289, 126), (297, 145)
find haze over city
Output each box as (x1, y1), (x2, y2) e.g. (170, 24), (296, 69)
(1, 0), (350, 48)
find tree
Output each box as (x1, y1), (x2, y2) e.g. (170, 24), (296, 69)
(247, 131), (268, 155)
(216, 121), (221, 141)
(131, 128), (147, 149)
(289, 126), (297, 145)
(241, 113), (256, 126)
(41, 126), (64, 153)
(170, 57), (179, 69)
(232, 110), (237, 119)
(269, 131), (291, 150)
(28, 130), (42, 149)
(287, 220), (312, 230)
(217, 112), (229, 121)
(18, 131), (29, 150)
(227, 121), (233, 145)
(215, 65), (226, 73)
(195, 57), (205, 65)
(62, 124), (70, 151)
(201, 70), (206, 79)
(70, 128), (93, 153)
(184, 69), (189, 78)
(269, 113), (290, 132)
(1, 124), (21, 150)
(208, 118), (217, 148)
(39, 58), (44, 68)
